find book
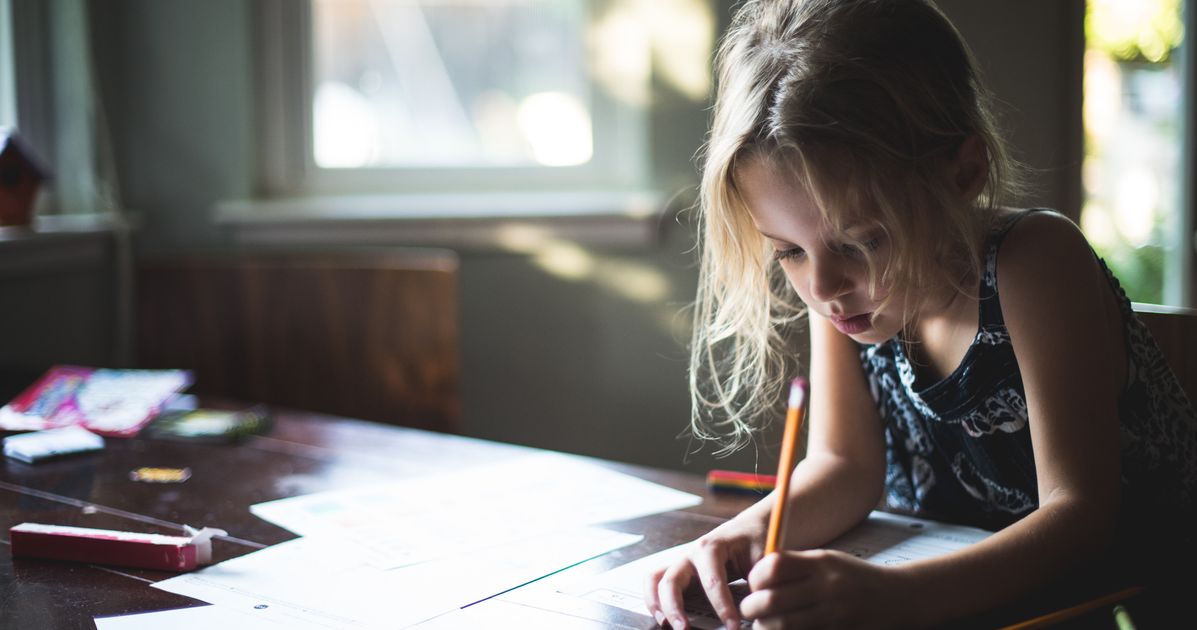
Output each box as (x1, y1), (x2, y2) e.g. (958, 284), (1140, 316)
(0, 365), (192, 437)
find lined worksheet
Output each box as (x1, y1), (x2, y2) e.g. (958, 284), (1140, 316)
(821, 510), (993, 564)
(563, 511), (992, 630)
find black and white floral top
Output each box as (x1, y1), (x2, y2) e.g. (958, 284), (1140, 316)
(860, 209), (1197, 541)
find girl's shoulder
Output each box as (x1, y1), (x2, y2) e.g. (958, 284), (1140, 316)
(970, 208), (1087, 279)
(986, 207), (1077, 247)
(993, 208), (1089, 266)
(992, 208), (1115, 328)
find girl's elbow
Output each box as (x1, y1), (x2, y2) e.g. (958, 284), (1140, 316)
(852, 454), (887, 513)
(1040, 487), (1121, 550)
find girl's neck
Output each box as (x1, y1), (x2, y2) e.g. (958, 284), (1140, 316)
(898, 208), (1000, 378)
(901, 285), (979, 381)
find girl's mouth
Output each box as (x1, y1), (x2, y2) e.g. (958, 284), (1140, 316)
(830, 312), (872, 335)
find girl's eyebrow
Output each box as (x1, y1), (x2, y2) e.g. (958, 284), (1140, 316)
(758, 230), (791, 242)
(758, 224), (871, 243)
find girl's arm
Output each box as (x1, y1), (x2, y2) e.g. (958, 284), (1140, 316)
(741, 212), (1125, 627)
(781, 311), (888, 549)
(646, 313), (886, 630)
(900, 211), (1124, 625)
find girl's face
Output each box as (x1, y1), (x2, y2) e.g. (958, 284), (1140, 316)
(737, 158), (902, 344)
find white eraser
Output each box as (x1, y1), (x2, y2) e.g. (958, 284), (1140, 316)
(3, 426), (104, 463)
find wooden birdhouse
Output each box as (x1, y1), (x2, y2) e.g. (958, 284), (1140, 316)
(0, 129), (50, 227)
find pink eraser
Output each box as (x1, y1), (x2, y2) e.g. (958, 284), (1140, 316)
(9, 523), (224, 571)
(789, 377), (808, 408)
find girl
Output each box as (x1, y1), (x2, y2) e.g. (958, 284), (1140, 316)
(645, 0), (1197, 628)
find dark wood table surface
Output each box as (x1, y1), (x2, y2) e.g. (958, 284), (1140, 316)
(0, 407), (758, 629)
(0, 407), (1187, 629)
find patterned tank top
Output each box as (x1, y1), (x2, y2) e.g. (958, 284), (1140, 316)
(859, 209), (1197, 540)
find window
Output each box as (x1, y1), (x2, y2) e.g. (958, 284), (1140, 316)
(255, 0), (652, 204)
(0, 0), (16, 129)
(1081, 0), (1189, 305)
(0, 0), (103, 218)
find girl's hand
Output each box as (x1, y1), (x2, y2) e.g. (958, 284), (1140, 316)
(644, 514), (767, 629)
(740, 550), (912, 629)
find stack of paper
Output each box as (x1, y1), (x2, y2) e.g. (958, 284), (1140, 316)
(96, 455), (993, 629)
(99, 453), (701, 629)
(247, 453), (702, 568)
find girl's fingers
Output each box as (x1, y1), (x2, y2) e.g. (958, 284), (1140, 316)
(746, 550), (823, 590)
(657, 561), (697, 629)
(740, 579), (820, 621)
(643, 567), (667, 625)
(689, 545), (741, 629)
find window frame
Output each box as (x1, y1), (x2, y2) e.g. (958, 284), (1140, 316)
(1078, 0), (1196, 308)
(1182, 0), (1197, 306)
(3, 0), (103, 218)
(252, 0), (653, 204)
(0, 0), (16, 128)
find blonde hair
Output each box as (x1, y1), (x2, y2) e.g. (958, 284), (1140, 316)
(689, 0), (1025, 454)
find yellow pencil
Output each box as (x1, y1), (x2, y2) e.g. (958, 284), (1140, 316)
(1000, 586), (1144, 630)
(765, 377), (808, 555)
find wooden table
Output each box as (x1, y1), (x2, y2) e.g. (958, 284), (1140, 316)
(0, 408), (1186, 629)
(0, 408), (756, 629)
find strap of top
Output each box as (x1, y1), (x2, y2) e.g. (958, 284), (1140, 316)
(978, 208), (1048, 327)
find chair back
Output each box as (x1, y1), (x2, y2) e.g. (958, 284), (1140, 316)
(1133, 303), (1197, 405)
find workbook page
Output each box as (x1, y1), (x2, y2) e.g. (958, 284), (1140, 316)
(562, 511), (992, 629)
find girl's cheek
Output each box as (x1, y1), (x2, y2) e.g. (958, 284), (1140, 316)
(784, 273), (813, 305)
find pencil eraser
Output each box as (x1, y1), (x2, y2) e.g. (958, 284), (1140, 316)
(789, 378), (808, 408)
(9, 523), (226, 571)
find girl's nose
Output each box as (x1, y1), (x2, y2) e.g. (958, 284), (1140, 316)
(807, 256), (851, 302)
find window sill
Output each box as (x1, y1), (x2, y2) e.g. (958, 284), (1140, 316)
(214, 190), (670, 249)
(0, 214), (116, 274)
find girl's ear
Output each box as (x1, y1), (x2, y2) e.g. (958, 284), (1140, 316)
(952, 134), (989, 201)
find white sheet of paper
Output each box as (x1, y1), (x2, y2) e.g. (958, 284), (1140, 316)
(154, 526), (642, 630)
(250, 452), (700, 568)
(411, 599), (612, 629)
(563, 511), (992, 629)
(823, 510), (991, 564)
(94, 604), (330, 629)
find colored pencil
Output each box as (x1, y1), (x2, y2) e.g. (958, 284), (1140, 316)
(1000, 586), (1144, 630)
(1112, 604), (1137, 630)
(706, 469), (777, 494)
(764, 377), (808, 555)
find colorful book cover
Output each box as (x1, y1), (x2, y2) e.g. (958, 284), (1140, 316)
(0, 365), (193, 437)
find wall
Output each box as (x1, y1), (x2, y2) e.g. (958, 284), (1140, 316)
(86, 0), (1084, 475)
(0, 238), (116, 399)
(938, 0), (1085, 219)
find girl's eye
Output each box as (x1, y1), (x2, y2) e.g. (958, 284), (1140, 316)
(838, 243), (864, 258)
(839, 236), (881, 258)
(773, 247), (805, 262)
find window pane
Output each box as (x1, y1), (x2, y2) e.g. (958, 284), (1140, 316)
(0, 0), (16, 128)
(1081, 0), (1185, 305)
(311, 0), (593, 170)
